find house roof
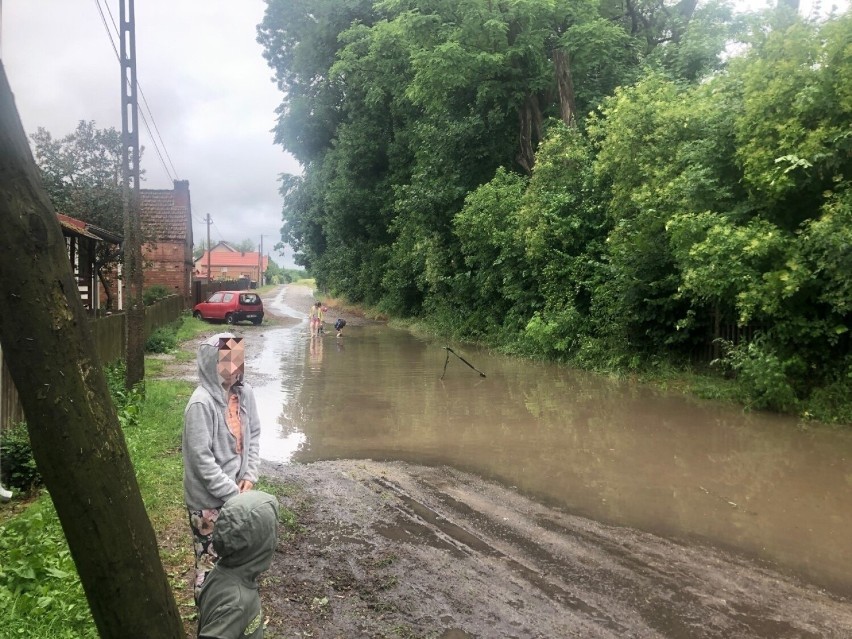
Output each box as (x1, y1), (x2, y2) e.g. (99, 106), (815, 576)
(57, 213), (122, 244)
(210, 241), (239, 252)
(140, 189), (189, 242)
(195, 250), (269, 270)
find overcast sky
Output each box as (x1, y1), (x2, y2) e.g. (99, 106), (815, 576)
(1, 0), (299, 267)
(1, 0), (846, 271)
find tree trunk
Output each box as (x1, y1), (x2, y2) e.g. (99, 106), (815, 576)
(516, 94), (543, 173)
(553, 48), (577, 128)
(0, 64), (184, 638)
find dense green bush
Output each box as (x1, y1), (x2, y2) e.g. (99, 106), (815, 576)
(719, 337), (800, 413)
(145, 324), (178, 354)
(142, 284), (171, 306)
(104, 361), (143, 428)
(0, 501), (96, 637)
(0, 364), (145, 495)
(0, 423), (41, 491)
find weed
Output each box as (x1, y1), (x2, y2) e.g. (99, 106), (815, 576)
(0, 423), (41, 491)
(0, 499), (97, 637)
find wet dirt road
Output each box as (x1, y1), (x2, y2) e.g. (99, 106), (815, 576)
(260, 457), (852, 638)
(232, 285), (852, 638)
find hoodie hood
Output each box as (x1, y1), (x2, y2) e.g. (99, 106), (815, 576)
(212, 491), (279, 585)
(197, 332), (242, 407)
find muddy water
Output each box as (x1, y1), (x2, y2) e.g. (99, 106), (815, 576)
(252, 301), (852, 598)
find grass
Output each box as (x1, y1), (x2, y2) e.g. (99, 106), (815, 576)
(312, 289), (390, 322)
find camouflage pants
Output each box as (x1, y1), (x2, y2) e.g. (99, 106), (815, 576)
(188, 507), (221, 603)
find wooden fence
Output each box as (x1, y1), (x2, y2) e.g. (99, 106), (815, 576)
(0, 295), (185, 431)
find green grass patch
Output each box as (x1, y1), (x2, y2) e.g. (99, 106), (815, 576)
(0, 496), (98, 638)
(174, 314), (210, 343)
(0, 375), (193, 638)
(254, 477), (300, 536)
(124, 379), (194, 528)
(145, 356), (167, 377)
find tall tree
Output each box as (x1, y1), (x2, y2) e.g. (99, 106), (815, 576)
(0, 66), (184, 638)
(31, 121), (125, 310)
(234, 238), (257, 253)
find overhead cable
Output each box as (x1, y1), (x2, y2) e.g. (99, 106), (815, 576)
(92, 0), (179, 184)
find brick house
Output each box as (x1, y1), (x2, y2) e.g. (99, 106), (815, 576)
(140, 180), (194, 305)
(194, 241), (269, 286)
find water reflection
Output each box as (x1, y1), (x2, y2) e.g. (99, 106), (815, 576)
(255, 312), (852, 596)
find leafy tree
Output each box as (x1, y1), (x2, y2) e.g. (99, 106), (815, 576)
(194, 238), (211, 260)
(513, 123), (606, 358)
(257, 0), (377, 164)
(31, 121), (126, 310)
(450, 167), (529, 338)
(261, 0), (850, 415)
(587, 73), (741, 357)
(730, 13), (851, 223)
(234, 238), (256, 253)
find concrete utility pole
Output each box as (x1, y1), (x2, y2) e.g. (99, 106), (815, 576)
(120, 0), (145, 387)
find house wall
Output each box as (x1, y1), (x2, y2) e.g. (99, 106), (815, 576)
(199, 264), (261, 282)
(140, 180), (194, 305)
(143, 240), (192, 299)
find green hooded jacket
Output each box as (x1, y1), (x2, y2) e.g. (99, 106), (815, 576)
(197, 491), (279, 639)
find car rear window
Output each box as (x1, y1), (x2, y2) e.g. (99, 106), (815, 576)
(241, 294), (260, 305)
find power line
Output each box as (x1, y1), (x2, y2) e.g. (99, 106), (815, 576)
(101, 0), (179, 180)
(92, 0), (178, 184)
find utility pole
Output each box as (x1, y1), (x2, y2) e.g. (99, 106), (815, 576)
(120, 0), (144, 388)
(206, 214), (212, 283)
(258, 234), (264, 287)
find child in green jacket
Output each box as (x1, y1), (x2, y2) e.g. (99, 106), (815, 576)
(197, 490), (279, 639)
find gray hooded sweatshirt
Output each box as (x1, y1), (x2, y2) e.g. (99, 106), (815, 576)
(183, 333), (261, 510)
(197, 490), (279, 638)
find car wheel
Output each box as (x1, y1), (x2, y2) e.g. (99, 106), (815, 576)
(252, 318), (262, 326)
(225, 313), (235, 325)
(193, 311), (202, 320)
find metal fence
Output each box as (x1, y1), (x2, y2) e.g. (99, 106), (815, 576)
(0, 294), (185, 431)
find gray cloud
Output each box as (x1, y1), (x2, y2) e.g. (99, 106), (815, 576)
(2, 0), (300, 267)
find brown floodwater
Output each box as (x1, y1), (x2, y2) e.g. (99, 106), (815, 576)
(251, 310), (852, 598)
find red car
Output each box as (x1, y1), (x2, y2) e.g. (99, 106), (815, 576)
(193, 290), (264, 325)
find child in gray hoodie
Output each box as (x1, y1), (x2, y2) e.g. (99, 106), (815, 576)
(184, 333), (262, 601)
(197, 490), (279, 639)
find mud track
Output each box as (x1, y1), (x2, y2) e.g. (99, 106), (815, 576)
(260, 459), (852, 639)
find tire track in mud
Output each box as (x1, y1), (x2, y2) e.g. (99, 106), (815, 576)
(364, 463), (852, 639)
(261, 459), (852, 638)
(371, 475), (631, 635)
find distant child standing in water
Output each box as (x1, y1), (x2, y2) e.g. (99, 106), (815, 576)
(309, 301), (324, 337)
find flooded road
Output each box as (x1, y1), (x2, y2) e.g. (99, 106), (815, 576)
(252, 286), (852, 599)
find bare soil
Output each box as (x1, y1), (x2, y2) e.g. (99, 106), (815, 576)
(167, 285), (852, 638)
